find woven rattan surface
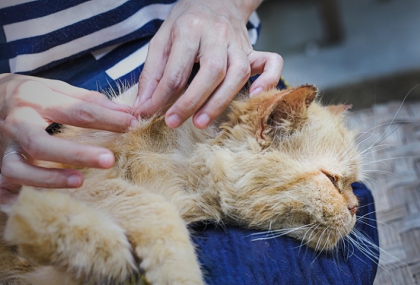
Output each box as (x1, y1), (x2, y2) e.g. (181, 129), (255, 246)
(347, 100), (420, 285)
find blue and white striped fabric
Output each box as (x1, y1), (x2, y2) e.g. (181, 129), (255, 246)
(0, 0), (261, 92)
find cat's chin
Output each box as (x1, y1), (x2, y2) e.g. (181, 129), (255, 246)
(311, 219), (356, 251)
(281, 213), (357, 251)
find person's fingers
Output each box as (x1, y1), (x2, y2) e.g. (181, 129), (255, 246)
(134, 29), (172, 112)
(48, 100), (136, 132)
(1, 151), (84, 189)
(10, 81), (136, 132)
(4, 111), (115, 170)
(192, 46), (251, 129)
(0, 143), (23, 200)
(5, 75), (131, 112)
(248, 51), (284, 97)
(0, 143), (80, 190)
(135, 35), (199, 118)
(19, 131), (115, 169)
(70, 90), (132, 112)
(164, 40), (228, 128)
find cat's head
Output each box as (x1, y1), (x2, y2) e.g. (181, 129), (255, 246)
(214, 85), (362, 250)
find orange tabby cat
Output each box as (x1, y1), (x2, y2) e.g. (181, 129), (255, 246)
(0, 85), (362, 284)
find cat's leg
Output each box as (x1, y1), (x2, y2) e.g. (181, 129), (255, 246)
(0, 211), (34, 285)
(2, 187), (137, 284)
(92, 180), (204, 285)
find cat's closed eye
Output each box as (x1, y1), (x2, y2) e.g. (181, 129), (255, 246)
(322, 170), (342, 193)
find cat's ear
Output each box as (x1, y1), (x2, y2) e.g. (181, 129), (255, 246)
(257, 84), (317, 143)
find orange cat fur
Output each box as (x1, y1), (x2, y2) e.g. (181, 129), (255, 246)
(0, 85), (363, 284)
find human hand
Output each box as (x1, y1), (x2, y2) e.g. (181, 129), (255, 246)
(133, 0), (284, 129)
(0, 74), (137, 198)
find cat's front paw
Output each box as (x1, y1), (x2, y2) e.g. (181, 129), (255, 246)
(135, 244), (204, 285)
(110, 193), (204, 285)
(3, 188), (136, 282)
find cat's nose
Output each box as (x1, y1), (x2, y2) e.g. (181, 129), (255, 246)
(348, 204), (358, 216)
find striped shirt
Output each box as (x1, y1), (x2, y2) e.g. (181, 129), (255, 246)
(0, 0), (261, 92)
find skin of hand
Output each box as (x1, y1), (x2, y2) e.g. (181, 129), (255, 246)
(0, 74), (137, 203)
(133, 0), (284, 129)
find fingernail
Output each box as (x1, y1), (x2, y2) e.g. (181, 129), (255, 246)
(67, 175), (82, 187)
(98, 153), (114, 168)
(250, 87), (263, 98)
(196, 113), (210, 128)
(166, 114), (181, 128)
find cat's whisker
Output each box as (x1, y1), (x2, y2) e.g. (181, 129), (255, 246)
(296, 223), (319, 252)
(348, 234), (396, 277)
(358, 217), (396, 233)
(348, 229), (379, 258)
(250, 224), (315, 241)
(354, 119), (412, 140)
(355, 213), (376, 224)
(355, 210), (381, 227)
(346, 227), (409, 279)
(337, 123), (383, 159)
(359, 149), (402, 167)
(311, 226), (330, 264)
(360, 125), (402, 158)
(354, 202), (375, 209)
(300, 224), (322, 249)
(363, 155), (420, 167)
(356, 209), (377, 219)
(351, 126), (391, 156)
(337, 216), (357, 260)
(251, 231), (299, 241)
(362, 170), (397, 177)
(250, 223), (315, 236)
(340, 120), (405, 171)
(338, 230), (350, 261)
(345, 234), (379, 268)
(320, 230), (332, 253)
(345, 237), (356, 260)
(355, 219), (379, 232)
(334, 218), (350, 259)
(336, 121), (401, 165)
(354, 232), (402, 266)
(315, 226), (329, 253)
(359, 85), (419, 160)
(252, 220), (275, 240)
(359, 161), (387, 169)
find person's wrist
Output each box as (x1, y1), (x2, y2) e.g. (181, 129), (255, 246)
(182, 0), (262, 24)
(230, 0), (263, 22)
